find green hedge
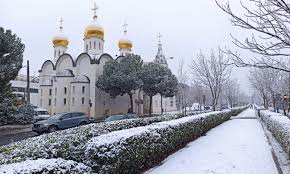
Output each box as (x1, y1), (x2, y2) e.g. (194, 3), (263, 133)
(0, 113), (202, 165)
(230, 105), (250, 116)
(258, 110), (290, 157)
(84, 111), (232, 173)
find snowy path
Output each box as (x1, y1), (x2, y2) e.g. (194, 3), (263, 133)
(146, 109), (278, 174)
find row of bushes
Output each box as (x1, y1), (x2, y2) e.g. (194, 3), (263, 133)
(0, 107), (248, 173)
(0, 158), (92, 174)
(0, 111), (209, 165)
(230, 105), (250, 116)
(257, 109), (290, 157)
(83, 110), (241, 173)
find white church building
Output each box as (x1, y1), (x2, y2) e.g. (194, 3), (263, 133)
(38, 3), (176, 119)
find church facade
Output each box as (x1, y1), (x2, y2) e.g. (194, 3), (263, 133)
(38, 3), (176, 119)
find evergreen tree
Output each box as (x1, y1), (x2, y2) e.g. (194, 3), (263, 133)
(96, 54), (143, 113)
(139, 63), (165, 116)
(0, 27), (24, 102)
(157, 67), (178, 114)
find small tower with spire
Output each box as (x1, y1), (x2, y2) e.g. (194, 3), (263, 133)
(118, 22), (133, 56)
(154, 33), (168, 66)
(83, 2), (104, 56)
(52, 17), (69, 62)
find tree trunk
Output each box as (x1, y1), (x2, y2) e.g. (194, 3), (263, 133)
(149, 96), (152, 116)
(160, 95), (163, 115)
(128, 93), (133, 113)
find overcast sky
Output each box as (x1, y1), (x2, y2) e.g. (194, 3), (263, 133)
(0, 0), (253, 93)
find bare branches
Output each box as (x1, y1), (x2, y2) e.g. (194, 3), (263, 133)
(190, 49), (231, 110)
(216, 0), (290, 71)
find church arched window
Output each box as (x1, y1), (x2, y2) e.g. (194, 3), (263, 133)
(94, 41), (96, 49)
(99, 42), (101, 49)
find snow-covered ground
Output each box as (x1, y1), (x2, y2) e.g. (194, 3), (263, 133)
(146, 109), (279, 174)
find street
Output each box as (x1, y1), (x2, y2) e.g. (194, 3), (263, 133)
(0, 130), (37, 146)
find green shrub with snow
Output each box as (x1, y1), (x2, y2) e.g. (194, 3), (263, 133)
(258, 110), (290, 157)
(0, 158), (92, 174)
(0, 114), (185, 164)
(230, 105), (250, 116)
(0, 107), (247, 173)
(84, 111), (232, 173)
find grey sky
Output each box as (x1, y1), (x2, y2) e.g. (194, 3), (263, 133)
(0, 0), (252, 92)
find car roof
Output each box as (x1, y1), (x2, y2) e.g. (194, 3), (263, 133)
(35, 108), (48, 112)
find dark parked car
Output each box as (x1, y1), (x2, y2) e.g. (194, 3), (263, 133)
(32, 112), (90, 133)
(104, 114), (137, 122)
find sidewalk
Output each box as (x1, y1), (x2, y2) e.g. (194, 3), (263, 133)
(146, 109), (279, 174)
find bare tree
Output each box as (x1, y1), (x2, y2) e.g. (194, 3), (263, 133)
(216, 0), (290, 72)
(177, 58), (190, 115)
(190, 49), (232, 111)
(224, 79), (239, 108)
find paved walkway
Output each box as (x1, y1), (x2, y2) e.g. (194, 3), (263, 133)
(146, 109), (278, 174)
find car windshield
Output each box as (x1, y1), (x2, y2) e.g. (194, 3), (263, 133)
(48, 113), (65, 120)
(37, 111), (49, 115)
(105, 115), (125, 122)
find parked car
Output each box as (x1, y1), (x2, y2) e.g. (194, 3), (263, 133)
(104, 114), (137, 122)
(33, 108), (50, 122)
(32, 112), (90, 134)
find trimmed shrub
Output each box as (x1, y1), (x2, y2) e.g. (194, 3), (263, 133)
(230, 105), (250, 116)
(258, 110), (290, 157)
(0, 108), (247, 172)
(84, 111), (232, 173)
(0, 113), (193, 165)
(0, 101), (35, 126)
(0, 158), (92, 174)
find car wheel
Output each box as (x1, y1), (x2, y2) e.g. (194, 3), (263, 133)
(79, 122), (87, 126)
(48, 125), (58, 133)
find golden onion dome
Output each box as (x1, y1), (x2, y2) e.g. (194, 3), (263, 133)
(118, 38), (133, 49)
(52, 22), (69, 47)
(118, 25), (133, 49)
(84, 16), (104, 40)
(52, 35), (69, 47)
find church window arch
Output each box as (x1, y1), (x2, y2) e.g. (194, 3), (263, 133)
(99, 42), (101, 49)
(82, 97), (85, 104)
(64, 87), (67, 94)
(72, 97), (75, 105)
(94, 41), (96, 49)
(49, 99), (51, 106)
(64, 98), (67, 105)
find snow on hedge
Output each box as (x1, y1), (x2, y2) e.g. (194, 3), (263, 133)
(230, 105), (250, 116)
(84, 111), (232, 173)
(259, 110), (290, 156)
(0, 107), (247, 173)
(0, 158), (92, 174)
(0, 113), (196, 165)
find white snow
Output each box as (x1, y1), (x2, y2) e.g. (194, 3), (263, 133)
(146, 109), (278, 174)
(0, 158), (91, 174)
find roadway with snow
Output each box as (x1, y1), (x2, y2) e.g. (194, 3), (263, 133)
(146, 109), (279, 174)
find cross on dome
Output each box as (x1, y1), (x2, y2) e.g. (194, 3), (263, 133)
(59, 17), (64, 31)
(92, 2), (99, 19)
(123, 21), (128, 33)
(157, 32), (162, 43)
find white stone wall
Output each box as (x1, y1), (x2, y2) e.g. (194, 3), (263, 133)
(84, 38), (104, 55)
(70, 82), (90, 115)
